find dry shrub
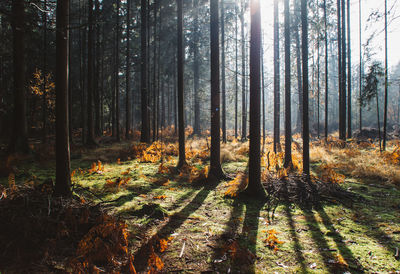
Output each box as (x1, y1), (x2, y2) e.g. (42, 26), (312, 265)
(224, 173), (248, 197)
(318, 163), (345, 184)
(381, 147), (400, 165)
(263, 229), (284, 252)
(351, 160), (400, 185)
(220, 148), (236, 163)
(178, 164), (209, 183)
(311, 141), (400, 186)
(220, 239), (256, 265)
(234, 141), (249, 156)
(343, 148), (361, 157)
(72, 215), (134, 273)
(104, 177), (131, 191)
(310, 145), (335, 164)
(0, 185), (135, 273)
(185, 139), (209, 163)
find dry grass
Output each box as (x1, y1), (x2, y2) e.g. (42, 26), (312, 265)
(310, 140), (400, 186)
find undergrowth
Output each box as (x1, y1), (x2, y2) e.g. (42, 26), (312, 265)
(0, 136), (399, 273)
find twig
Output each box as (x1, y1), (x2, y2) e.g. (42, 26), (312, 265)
(179, 242), (186, 258)
(47, 195), (51, 216)
(73, 185), (104, 202)
(29, 3), (52, 13)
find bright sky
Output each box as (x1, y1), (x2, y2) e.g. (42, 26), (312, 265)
(260, 0), (400, 71)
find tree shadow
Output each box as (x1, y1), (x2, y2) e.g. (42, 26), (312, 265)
(240, 197), (264, 273)
(283, 203), (307, 273)
(317, 208), (364, 272)
(210, 200), (245, 272)
(133, 186), (213, 271)
(302, 208), (338, 273)
(165, 188), (199, 212)
(351, 203), (400, 262)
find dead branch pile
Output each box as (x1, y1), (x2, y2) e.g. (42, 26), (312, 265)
(263, 174), (361, 211)
(0, 185), (135, 273)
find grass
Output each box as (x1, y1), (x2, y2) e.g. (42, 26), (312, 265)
(1, 138), (400, 273)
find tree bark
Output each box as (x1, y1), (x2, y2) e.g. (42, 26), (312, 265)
(86, 0), (96, 146)
(9, 0), (29, 154)
(141, 0), (150, 143)
(284, 0), (292, 168)
(241, 0), (247, 141)
(337, 0), (342, 137)
(94, 0), (101, 137)
(340, 0), (346, 140)
(193, 0), (201, 135)
(235, 4), (239, 139)
(273, 0), (280, 152)
(126, 0), (132, 139)
(115, 0), (121, 141)
(221, 0), (226, 143)
(295, 0), (302, 134)
(177, 0), (186, 169)
(55, 0), (72, 197)
(347, 0), (352, 139)
(246, 0), (266, 199)
(324, 0), (329, 140)
(359, 0), (362, 131)
(383, 0), (388, 150)
(301, 0), (310, 177)
(209, 0), (224, 179)
(42, 0), (48, 144)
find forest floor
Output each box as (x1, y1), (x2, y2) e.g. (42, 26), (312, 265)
(0, 134), (400, 273)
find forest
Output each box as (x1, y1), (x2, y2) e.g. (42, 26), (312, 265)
(0, 0), (400, 272)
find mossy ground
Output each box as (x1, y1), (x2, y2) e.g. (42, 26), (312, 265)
(1, 139), (400, 273)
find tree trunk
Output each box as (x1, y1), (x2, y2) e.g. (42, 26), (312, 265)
(324, 0), (329, 140)
(261, 33), (265, 151)
(115, 0), (120, 141)
(347, 0), (352, 139)
(340, 0), (346, 140)
(141, 0), (150, 143)
(221, 0), (226, 143)
(317, 0), (320, 139)
(55, 0), (72, 197)
(9, 0), (29, 154)
(209, 0), (224, 179)
(337, 0), (342, 137)
(86, 0), (96, 146)
(377, 91), (382, 151)
(79, 0), (86, 144)
(273, 0), (280, 152)
(177, 0), (186, 169)
(284, 0), (292, 168)
(383, 0), (388, 150)
(152, 1), (158, 142)
(42, 0), (48, 143)
(193, 0), (201, 135)
(359, 0), (362, 131)
(126, 0), (132, 139)
(241, 0), (246, 141)
(295, 0), (302, 134)
(94, 0), (101, 137)
(235, 4), (239, 139)
(301, 0), (310, 177)
(68, 2), (73, 144)
(246, 0), (266, 199)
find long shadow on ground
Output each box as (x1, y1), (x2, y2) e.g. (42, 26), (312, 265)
(210, 196), (264, 273)
(317, 207), (364, 272)
(283, 203), (307, 273)
(133, 185), (213, 271)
